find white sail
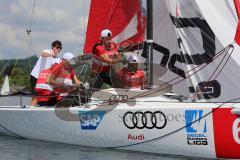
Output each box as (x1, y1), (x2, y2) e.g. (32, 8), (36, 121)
(149, 0), (192, 100)
(0, 75), (10, 95)
(152, 0), (240, 102)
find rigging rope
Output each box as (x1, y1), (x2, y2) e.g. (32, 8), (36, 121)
(26, 0), (37, 80)
(83, 0), (86, 35)
(130, 44), (234, 100)
(9, 59), (19, 79)
(0, 60), (10, 77)
(191, 44), (234, 99)
(27, 0), (37, 35)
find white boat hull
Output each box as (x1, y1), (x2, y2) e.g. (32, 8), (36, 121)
(0, 98), (239, 159)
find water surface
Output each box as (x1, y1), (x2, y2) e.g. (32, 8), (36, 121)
(0, 135), (198, 160)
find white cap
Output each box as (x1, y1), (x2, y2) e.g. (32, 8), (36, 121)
(128, 55), (138, 63)
(63, 52), (75, 64)
(101, 29), (112, 38)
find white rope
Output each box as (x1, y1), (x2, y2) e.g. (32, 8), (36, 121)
(83, 0), (86, 35)
(0, 61), (10, 76)
(27, 0), (37, 35)
(26, 0), (37, 77)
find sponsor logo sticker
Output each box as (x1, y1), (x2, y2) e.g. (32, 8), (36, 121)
(123, 111), (167, 129)
(79, 111), (106, 130)
(128, 134), (145, 141)
(185, 110), (208, 145)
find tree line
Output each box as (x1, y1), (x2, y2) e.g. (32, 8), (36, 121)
(0, 55), (38, 88)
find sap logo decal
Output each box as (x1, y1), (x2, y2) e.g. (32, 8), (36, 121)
(185, 110), (208, 145)
(79, 111), (106, 130)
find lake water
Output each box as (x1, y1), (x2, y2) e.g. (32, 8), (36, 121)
(0, 96), (206, 160)
(0, 135), (200, 160)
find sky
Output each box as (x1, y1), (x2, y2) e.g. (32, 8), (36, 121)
(0, 0), (90, 59)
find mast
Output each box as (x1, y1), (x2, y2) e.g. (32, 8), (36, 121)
(146, 0), (153, 87)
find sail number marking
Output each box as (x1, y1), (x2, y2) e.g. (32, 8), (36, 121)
(232, 118), (240, 144)
(149, 16), (221, 100)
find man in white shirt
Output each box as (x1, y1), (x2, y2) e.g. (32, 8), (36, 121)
(30, 40), (62, 105)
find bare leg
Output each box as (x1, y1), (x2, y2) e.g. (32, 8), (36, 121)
(31, 97), (37, 106)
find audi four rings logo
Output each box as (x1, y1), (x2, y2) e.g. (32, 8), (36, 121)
(108, 95), (128, 104)
(123, 111), (167, 129)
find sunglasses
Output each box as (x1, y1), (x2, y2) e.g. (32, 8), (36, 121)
(55, 46), (62, 50)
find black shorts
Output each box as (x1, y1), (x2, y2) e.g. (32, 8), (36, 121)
(30, 75), (37, 95)
(91, 72), (113, 89)
(37, 97), (57, 106)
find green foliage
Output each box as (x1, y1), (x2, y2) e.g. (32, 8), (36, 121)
(0, 76), (3, 85)
(10, 68), (29, 86)
(0, 55), (38, 87)
(0, 55), (38, 76)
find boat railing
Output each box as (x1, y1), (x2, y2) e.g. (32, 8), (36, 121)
(0, 89), (92, 108)
(0, 86), (182, 108)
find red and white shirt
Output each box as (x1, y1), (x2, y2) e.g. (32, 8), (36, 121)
(35, 62), (75, 91)
(118, 67), (145, 89)
(35, 67), (55, 91)
(50, 62), (76, 93)
(92, 42), (118, 73)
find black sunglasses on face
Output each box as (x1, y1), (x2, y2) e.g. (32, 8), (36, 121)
(55, 46), (62, 50)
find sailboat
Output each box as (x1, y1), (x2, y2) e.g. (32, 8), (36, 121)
(0, 75), (10, 95)
(0, 0), (240, 159)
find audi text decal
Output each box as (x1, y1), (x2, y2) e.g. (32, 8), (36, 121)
(123, 111), (167, 129)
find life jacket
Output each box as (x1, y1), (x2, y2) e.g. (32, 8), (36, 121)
(51, 62), (75, 93)
(35, 69), (53, 91)
(92, 42), (103, 55)
(48, 62), (75, 101)
(92, 41), (112, 73)
(92, 41), (119, 73)
(118, 68), (145, 89)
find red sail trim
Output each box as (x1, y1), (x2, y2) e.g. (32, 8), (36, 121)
(234, 0), (240, 45)
(84, 0), (145, 54)
(234, 0), (240, 19)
